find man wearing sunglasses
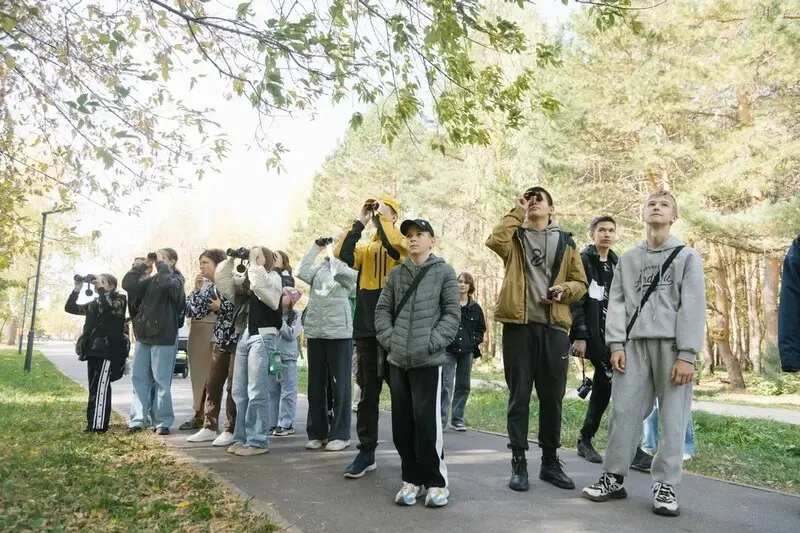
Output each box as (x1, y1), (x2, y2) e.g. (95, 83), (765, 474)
(487, 186), (588, 492)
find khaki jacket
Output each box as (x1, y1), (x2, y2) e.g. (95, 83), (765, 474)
(486, 206), (587, 329)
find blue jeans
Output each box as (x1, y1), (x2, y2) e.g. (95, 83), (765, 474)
(130, 340), (178, 429)
(232, 331), (276, 448)
(642, 399), (695, 456)
(267, 356), (298, 429)
(441, 352), (472, 426)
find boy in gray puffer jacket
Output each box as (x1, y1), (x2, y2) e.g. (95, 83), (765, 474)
(375, 219), (460, 508)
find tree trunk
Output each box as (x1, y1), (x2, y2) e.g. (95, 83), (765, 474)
(710, 244), (746, 389)
(726, 249), (744, 366)
(703, 328), (715, 375)
(746, 254), (763, 373)
(762, 256), (780, 355)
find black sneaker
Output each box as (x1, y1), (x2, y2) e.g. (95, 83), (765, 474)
(344, 451), (376, 479)
(269, 426), (278, 436)
(127, 426), (144, 435)
(452, 422), (467, 432)
(577, 439), (603, 464)
(179, 417), (201, 431)
(155, 427), (170, 436)
(540, 456), (575, 490)
(274, 426), (295, 437)
(652, 482), (680, 516)
(582, 472), (627, 502)
(509, 456), (529, 492)
(631, 447), (653, 473)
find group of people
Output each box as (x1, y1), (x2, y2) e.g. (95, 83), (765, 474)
(66, 186), (710, 516)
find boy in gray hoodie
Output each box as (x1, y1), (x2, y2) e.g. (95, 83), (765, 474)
(581, 190), (705, 517)
(375, 219), (461, 508)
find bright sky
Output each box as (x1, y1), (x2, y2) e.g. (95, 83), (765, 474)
(69, 1), (572, 277)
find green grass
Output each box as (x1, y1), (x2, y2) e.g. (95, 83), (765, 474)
(298, 366), (800, 494)
(0, 349), (276, 532)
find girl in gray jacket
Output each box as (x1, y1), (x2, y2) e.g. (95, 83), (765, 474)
(297, 238), (358, 452)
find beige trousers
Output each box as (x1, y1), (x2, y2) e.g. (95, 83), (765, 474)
(187, 316), (216, 415)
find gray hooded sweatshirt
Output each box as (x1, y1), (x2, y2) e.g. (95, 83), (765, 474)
(605, 235), (706, 363)
(519, 222), (562, 327)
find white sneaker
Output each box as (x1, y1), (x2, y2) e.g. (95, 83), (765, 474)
(652, 482), (680, 516)
(325, 439), (351, 452)
(306, 439), (327, 450)
(212, 431), (235, 447)
(395, 482), (426, 506)
(425, 487), (449, 507)
(186, 428), (217, 443)
(682, 453), (692, 461)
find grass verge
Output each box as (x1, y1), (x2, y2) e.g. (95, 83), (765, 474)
(0, 349), (276, 532)
(297, 366), (800, 494)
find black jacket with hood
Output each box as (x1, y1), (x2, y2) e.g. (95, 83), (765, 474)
(569, 244), (618, 362)
(122, 262), (186, 346)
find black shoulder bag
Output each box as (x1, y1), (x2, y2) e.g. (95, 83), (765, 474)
(376, 265), (432, 378)
(626, 246), (684, 338)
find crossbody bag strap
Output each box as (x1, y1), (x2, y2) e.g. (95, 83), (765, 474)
(626, 246), (685, 338)
(392, 266), (432, 325)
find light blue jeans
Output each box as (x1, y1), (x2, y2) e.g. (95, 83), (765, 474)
(267, 356), (298, 429)
(232, 330), (276, 448)
(130, 339), (178, 429)
(642, 399), (695, 456)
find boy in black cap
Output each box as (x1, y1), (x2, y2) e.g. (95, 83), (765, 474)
(375, 218), (461, 507)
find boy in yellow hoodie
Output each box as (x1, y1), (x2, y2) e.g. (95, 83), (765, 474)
(335, 195), (407, 478)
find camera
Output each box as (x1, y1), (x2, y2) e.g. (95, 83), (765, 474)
(146, 252), (157, 262)
(577, 376), (593, 399)
(227, 247), (249, 260)
(363, 200), (380, 212)
(74, 274), (97, 284)
(546, 288), (558, 300)
(315, 236), (334, 247)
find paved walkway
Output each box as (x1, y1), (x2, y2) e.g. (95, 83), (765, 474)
(42, 343), (800, 533)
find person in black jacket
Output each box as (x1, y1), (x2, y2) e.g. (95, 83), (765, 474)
(66, 274), (128, 433)
(569, 216), (652, 472)
(779, 236), (800, 373)
(123, 248), (186, 435)
(440, 272), (486, 432)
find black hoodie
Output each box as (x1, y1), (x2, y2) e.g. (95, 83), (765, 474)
(122, 262), (186, 346)
(569, 244), (618, 362)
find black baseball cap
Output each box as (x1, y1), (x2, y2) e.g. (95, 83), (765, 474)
(523, 186), (553, 206)
(401, 219), (435, 237)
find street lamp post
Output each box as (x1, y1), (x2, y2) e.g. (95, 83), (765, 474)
(24, 207), (73, 372)
(18, 275), (36, 355)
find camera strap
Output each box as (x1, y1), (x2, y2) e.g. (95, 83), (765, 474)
(392, 265), (432, 325)
(580, 357), (586, 382)
(625, 246), (684, 339)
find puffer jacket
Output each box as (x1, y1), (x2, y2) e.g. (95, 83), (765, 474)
(297, 243), (357, 339)
(375, 255), (461, 369)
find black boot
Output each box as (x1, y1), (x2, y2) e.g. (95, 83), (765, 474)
(630, 447), (653, 473)
(577, 438), (603, 464)
(509, 455), (529, 492)
(540, 456), (575, 490)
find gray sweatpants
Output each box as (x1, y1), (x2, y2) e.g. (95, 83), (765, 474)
(603, 338), (693, 486)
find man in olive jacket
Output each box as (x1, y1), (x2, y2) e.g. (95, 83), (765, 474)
(375, 219), (460, 508)
(486, 186), (588, 493)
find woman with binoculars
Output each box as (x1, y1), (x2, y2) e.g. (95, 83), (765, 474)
(66, 274), (128, 433)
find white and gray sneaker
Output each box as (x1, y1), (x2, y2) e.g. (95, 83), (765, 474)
(582, 473), (628, 502)
(652, 482), (680, 516)
(394, 482), (426, 506)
